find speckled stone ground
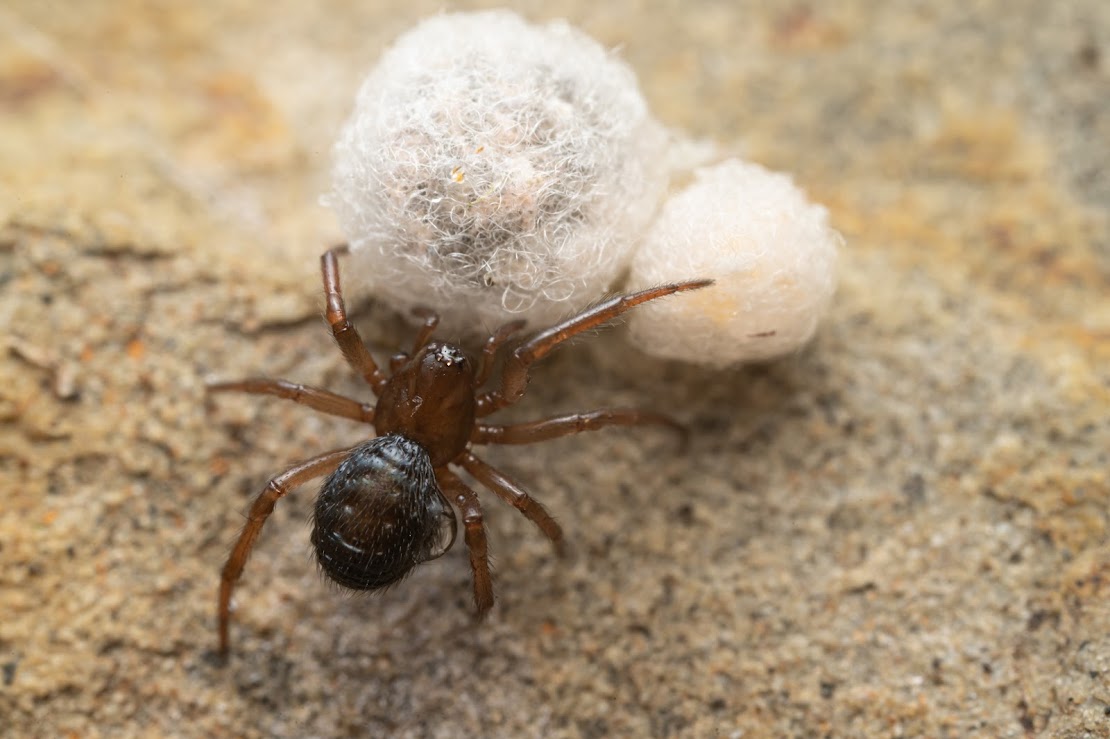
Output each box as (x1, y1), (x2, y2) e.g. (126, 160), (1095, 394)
(2, 2), (1108, 737)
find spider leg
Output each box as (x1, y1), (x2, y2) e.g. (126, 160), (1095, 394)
(471, 408), (683, 445)
(436, 467), (494, 615)
(217, 447), (352, 657)
(474, 320), (527, 388)
(475, 280), (712, 416)
(321, 246), (388, 394)
(207, 378), (374, 424)
(458, 451), (564, 555)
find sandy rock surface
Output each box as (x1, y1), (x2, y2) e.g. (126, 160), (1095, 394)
(2, 2), (1108, 736)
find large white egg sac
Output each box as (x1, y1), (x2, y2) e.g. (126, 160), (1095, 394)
(628, 159), (841, 366)
(328, 10), (668, 333)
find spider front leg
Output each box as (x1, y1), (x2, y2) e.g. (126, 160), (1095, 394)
(217, 448), (352, 657)
(321, 246), (388, 394)
(437, 467), (494, 614)
(476, 280), (712, 416)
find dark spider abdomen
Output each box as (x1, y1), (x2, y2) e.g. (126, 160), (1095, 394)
(311, 434), (457, 590)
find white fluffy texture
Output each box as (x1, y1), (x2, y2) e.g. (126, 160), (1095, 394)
(628, 159), (840, 366)
(328, 11), (667, 332)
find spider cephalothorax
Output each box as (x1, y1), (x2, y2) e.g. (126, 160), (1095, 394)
(209, 245), (709, 656)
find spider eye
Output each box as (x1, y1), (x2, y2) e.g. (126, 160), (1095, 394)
(420, 342), (471, 374)
(311, 435), (457, 591)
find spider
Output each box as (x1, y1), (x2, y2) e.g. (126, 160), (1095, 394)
(208, 245), (710, 656)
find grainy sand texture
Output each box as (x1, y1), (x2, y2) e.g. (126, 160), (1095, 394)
(2, 2), (1108, 736)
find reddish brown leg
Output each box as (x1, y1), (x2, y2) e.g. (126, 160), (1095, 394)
(472, 408), (682, 445)
(218, 448), (352, 657)
(321, 246), (387, 393)
(437, 467), (494, 614)
(458, 451), (564, 554)
(475, 280), (712, 416)
(474, 320), (526, 388)
(207, 378), (375, 424)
